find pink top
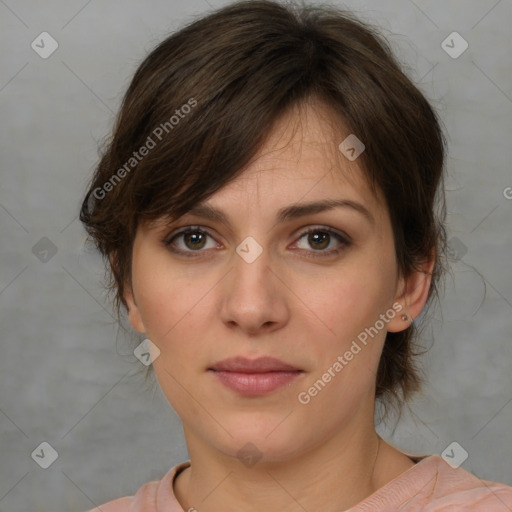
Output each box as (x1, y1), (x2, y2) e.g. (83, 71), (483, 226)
(87, 455), (512, 511)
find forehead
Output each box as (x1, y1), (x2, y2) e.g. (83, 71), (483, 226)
(206, 99), (384, 215)
(145, 98), (389, 231)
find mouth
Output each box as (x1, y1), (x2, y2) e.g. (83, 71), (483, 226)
(207, 356), (304, 396)
(208, 356), (301, 373)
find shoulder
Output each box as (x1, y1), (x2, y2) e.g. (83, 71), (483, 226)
(425, 480), (512, 510)
(84, 461), (190, 512)
(85, 480), (159, 512)
(351, 455), (512, 511)
(86, 495), (134, 511)
(426, 456), (512, 510)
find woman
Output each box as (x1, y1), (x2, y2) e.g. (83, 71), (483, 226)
(80, 1), (512, 510)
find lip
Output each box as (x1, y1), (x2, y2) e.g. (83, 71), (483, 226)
(210, 371), (303, 396)
(208, 357), (304, 396)
(208, 356), (301, 373)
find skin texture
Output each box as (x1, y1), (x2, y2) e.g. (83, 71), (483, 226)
(124, 99), (434, 512)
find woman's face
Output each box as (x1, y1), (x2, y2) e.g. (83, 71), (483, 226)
(125, 101), (414, 463)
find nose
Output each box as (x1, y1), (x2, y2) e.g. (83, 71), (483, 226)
(219, 241), (290, 336)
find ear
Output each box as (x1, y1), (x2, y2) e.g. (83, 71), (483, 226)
(387, 249), (436, 333)
(123, 283), (146, 334)
(109, 253), (146, 334)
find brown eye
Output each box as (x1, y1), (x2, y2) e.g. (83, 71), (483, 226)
(183, 231), (207, 250)
(307, 231), (330, 250)
(294, 227), (351, 258)
(164, 227), (217, 256)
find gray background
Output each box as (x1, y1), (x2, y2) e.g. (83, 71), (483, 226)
(1, 0), (511, 511)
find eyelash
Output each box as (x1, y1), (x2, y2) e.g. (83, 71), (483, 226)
(163, 225), (351, 259)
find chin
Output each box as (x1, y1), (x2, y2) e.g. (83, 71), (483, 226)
(211, 418), (314, 465)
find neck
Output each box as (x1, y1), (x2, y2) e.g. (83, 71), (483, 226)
(173, 420), (409, 512)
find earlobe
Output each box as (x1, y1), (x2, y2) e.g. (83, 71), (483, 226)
(387, 252), (435, 333)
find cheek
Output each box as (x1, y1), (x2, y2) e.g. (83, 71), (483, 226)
(294, 273), (390, 412)
(132, 274), (173, 336)
(130, 245), (196, 337)
(303, 266), (390, 336)
(295, 254), (397, 376)
(133, 263), (210, 410)
(130, 253), (219, 381)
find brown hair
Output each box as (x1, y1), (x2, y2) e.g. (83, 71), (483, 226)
(80, 0), (447, 420)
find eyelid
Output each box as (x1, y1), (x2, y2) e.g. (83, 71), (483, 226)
(164, 225), (215, 243)
(290, 226), (351, 258)
(163, 224), (351, 256)
(163, 225), (218, 250)
(294, 225), (352, 244)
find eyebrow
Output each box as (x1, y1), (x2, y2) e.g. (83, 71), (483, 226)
(183, 198), (375, 228)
